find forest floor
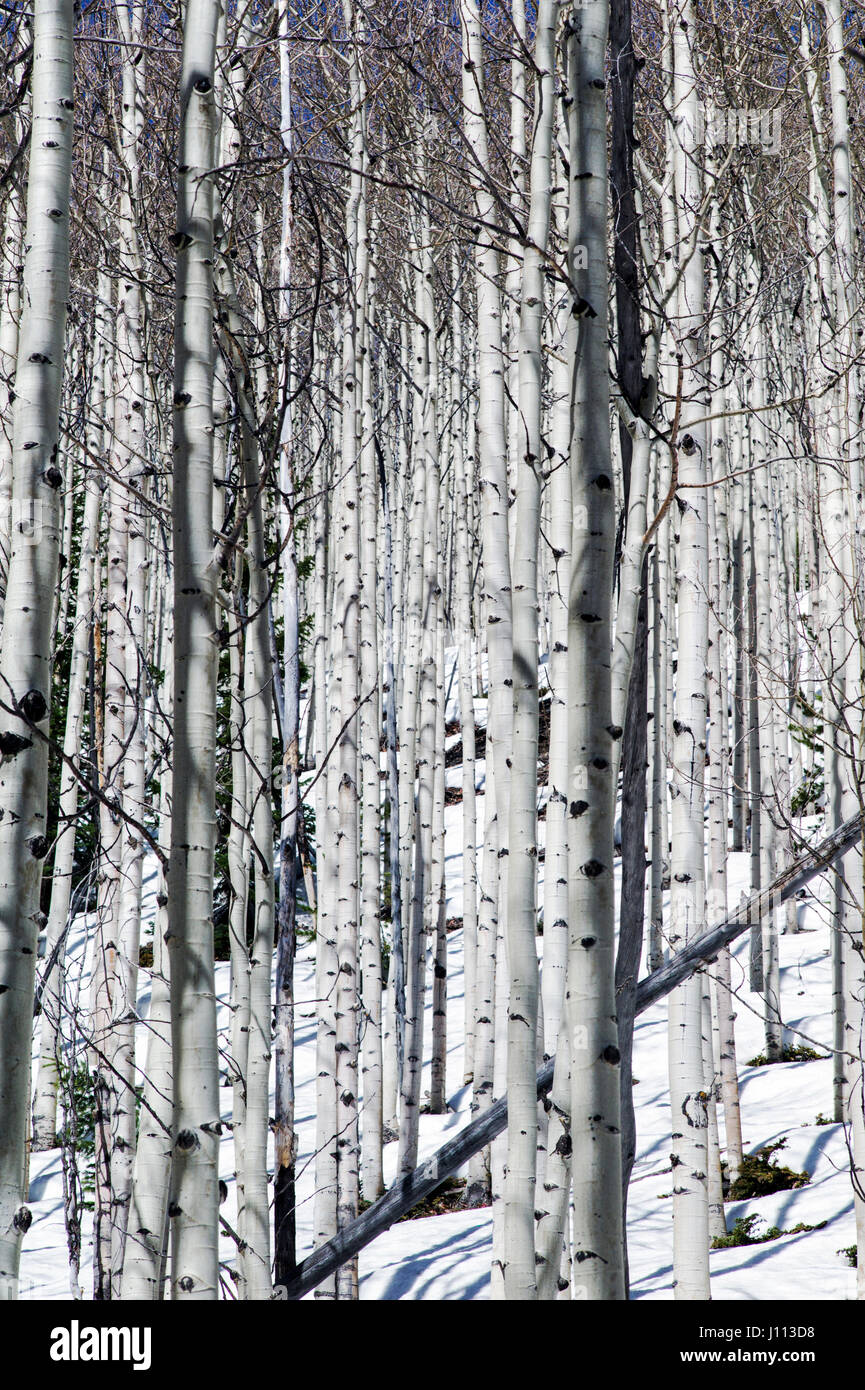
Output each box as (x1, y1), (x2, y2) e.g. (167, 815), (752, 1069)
(19, 659), (859, 1300)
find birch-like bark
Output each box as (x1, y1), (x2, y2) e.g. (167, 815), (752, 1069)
(563, 0), (625, 1300)
(666, 0), (710, 1302)
(610, 0), (653, 1272)
(505, 0), (527, 572)
(274, 3), (299, 1286)
(212, 31), (276, 1294)
(379, 435), (404, 1130)
(399, 185), (439, 1175)
(0, 0), (74, 1301)
(225, 566), (251, 1271)
(394, 309), (425, 1144)
(91, 272), (129, 1299)
(31, 337), (102, 1153)
(742, 239), (782, 1060)
(503, 0), (558, 1299)
(451, 266), (477, 1085)
(359, 272), (383, 1196)
(333, 0), (365, 1295)
(213, 284), (274, 1300)
(648, 458), (670, 973)
(541, 206), (570, 1053)
(167, 0), (221, 1300)
(798, 15), (842, 1110)
(241, 450), (275, 1303)
(429, 604), (448, 1114)
(108, 8), (149, 1286)
(822, 0), (865, 1291)
(122, 652), (174, 1300)
(705, 395), (742, 1187)
(535, 1013), (571, 1300)
(0, 148), (24, 626)
(313, 461), (339, 1299)
(459, 0), (513, 1211)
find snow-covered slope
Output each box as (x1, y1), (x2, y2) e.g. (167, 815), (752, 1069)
(21, 683), (858, 1300)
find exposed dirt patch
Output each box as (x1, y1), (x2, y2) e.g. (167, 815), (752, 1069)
(445, 693), (552, 787)
(359, 1177), (475, 1222)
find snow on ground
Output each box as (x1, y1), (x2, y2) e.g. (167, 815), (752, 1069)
(19, 653), (859, 1300)
(357, 845), (858, 1302)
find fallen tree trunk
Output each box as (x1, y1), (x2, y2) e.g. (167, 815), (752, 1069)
(279, 812), (861, 1300)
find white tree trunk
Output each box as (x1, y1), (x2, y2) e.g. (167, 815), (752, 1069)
(167, 0), (221, 1299)
(0, 0), (74, 1301)
(459, 0), (513, 1213)
(503, 0), (558, 1299)
(0, 147), (24, 626)
(666, 0), (710, 1302)
(563, 0), (625, 1301)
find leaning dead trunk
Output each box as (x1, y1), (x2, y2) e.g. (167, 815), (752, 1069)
(282, 808), (865, 1299)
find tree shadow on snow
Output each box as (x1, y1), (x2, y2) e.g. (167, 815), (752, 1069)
(361, 1219), (491, 1300)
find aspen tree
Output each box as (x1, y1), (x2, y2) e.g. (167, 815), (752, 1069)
(394, 318), (410, 682)
(459, 0), (513, 1211)
(665, 0), (710, 1302)
(541, 181), (570, 1056)
(332, 0), (366, 1295)
(31, 310), (103, 1154)
(563, 0), (625, 1300)
(609, 0), (653, 1235)
(212, 268), (275, 1299)
(428, 364), (448, 1113)
(504, 0), (526, 582)
(225, 568), (252, 1269)
(647, 468), (670, 974)
(0, 142), (24, 625)
(358, 256), (384, 1197)
(0, 0), (75, 1302)
(535, 1014), (571, 1299)
(239, 431), (275, 1304)
(86, 320), (114, 1287)
(91, 262), (129, 1299)
(312, 382), (339, 1300)
(742, 230), (782, 1060)
(503, 0), (558, 1300)
(728, 386), (747, 855)
(122, 653), (174, 1301)
(451, 263), (478, 1085)
(107, 1), (149, 1288)
(274, 0), (300, 1285)
(212, 10), (275, 1301)
(379, 425), (404, 1129)
(796, 9), (844, 1114)
(705, 331), (742, 1186)
(167, 0), (221, 1300)
(822, 0), (865, 1291)
(538, 262), (574, 1285)
(399, 179), (439, 1176)
(429, 605), (448, 1114)
(394, 299), (426, 1143)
